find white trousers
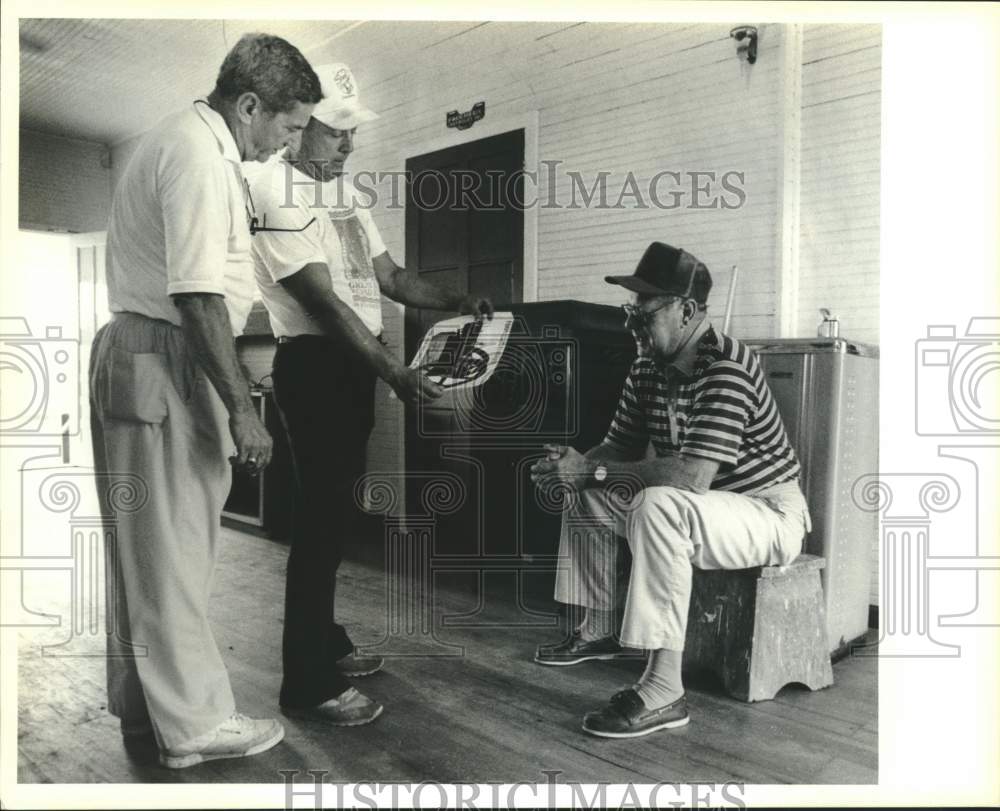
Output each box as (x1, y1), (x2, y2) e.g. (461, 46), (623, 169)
(89, 313), (235, 749)
(553, 480), (810, 650)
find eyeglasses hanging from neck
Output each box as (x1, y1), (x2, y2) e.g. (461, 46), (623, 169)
(243, 178), (316, 236)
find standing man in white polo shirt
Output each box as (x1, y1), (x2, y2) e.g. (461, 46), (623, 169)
(247, 63), (493, 726)
(89, 33), (321, 768)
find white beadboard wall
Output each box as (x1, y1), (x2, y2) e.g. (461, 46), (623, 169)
(19, 129), (112, 233)
(356, 22), (785, 339)
(797, 24), (881, 343)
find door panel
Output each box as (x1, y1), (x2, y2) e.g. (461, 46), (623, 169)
(468, 151), (521, 263)
(404, 129), (525, 518)
(416, 208), (462, 270)
(404, 128), (524, 362)
(468, 261), (514, 306)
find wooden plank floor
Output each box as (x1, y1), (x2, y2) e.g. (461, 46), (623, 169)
(17, 526), (877, 784)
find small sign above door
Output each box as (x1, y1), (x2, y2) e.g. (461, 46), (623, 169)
(446, 101), (485, 130)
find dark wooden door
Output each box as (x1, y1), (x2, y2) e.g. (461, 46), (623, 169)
(404, 128), (524, 362)
(403, 129), (524, 554)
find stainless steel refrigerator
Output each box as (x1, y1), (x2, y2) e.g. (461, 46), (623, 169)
(745, 337), (880, 656)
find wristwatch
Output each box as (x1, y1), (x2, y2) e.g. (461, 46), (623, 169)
(593, 463), (608, 484)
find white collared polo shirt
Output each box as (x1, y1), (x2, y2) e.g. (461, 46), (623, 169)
(106, 100), (255, 335)
(246, 158), (386, 338)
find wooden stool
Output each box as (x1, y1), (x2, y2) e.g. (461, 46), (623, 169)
(682, 554), (834, 702)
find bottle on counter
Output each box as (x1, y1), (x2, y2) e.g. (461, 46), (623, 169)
(818, 308), (840, 338)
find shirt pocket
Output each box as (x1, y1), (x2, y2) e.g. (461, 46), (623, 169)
(97, 347), (170, 424)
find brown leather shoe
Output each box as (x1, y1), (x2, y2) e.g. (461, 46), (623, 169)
(534, 631), (644, 666)
(582, 689), (689, 738)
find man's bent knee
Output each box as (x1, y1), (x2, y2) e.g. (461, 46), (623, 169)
(626, 486), (690, 531)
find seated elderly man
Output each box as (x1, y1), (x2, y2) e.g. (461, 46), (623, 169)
(530, 242), (810, 739)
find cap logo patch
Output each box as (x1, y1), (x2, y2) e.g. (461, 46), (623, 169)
(334, 68), (355, 99)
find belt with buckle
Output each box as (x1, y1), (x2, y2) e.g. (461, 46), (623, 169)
(277, 333), (385, 345)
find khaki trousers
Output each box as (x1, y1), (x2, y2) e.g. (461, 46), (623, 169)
(553, 480), (810, 650)
(89, 313), (235, 748)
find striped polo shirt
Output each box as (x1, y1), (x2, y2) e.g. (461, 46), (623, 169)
(603, 326), (800, 494)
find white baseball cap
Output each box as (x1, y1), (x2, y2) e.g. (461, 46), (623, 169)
(311, 63), (379, 129)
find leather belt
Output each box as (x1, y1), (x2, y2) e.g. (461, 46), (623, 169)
(277, 334), (328, 344)
(277, 333), (385, 344)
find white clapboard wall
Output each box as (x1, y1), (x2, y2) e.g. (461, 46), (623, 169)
(797, 24), (881, 344)
(357, 22), (785, 339)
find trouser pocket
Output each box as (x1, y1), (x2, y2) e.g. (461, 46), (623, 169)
(94, 346), (170, 424)
(756, 487), (810, 563)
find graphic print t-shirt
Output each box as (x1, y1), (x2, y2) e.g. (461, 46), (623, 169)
(246, 158), (386, 337)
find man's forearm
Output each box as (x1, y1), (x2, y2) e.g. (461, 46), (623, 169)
(584, 446), (714, 493)
(280, 262), (414, 389)
(311, 292), (408, 386)
(584, 443), (642, 464)
(174, 294), (255, 416)
(383, 267), (462, 311)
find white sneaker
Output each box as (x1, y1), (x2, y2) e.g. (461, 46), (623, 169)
(160, 712), (284, 769)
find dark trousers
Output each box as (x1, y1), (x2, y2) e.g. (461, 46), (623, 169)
(271, 336), (377, 708)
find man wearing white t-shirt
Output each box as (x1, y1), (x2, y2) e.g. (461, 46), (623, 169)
(248, 63), (493, 726)
(90, 34), (320, 768)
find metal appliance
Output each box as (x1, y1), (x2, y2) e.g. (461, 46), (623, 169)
(745, 337), (880, 656)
